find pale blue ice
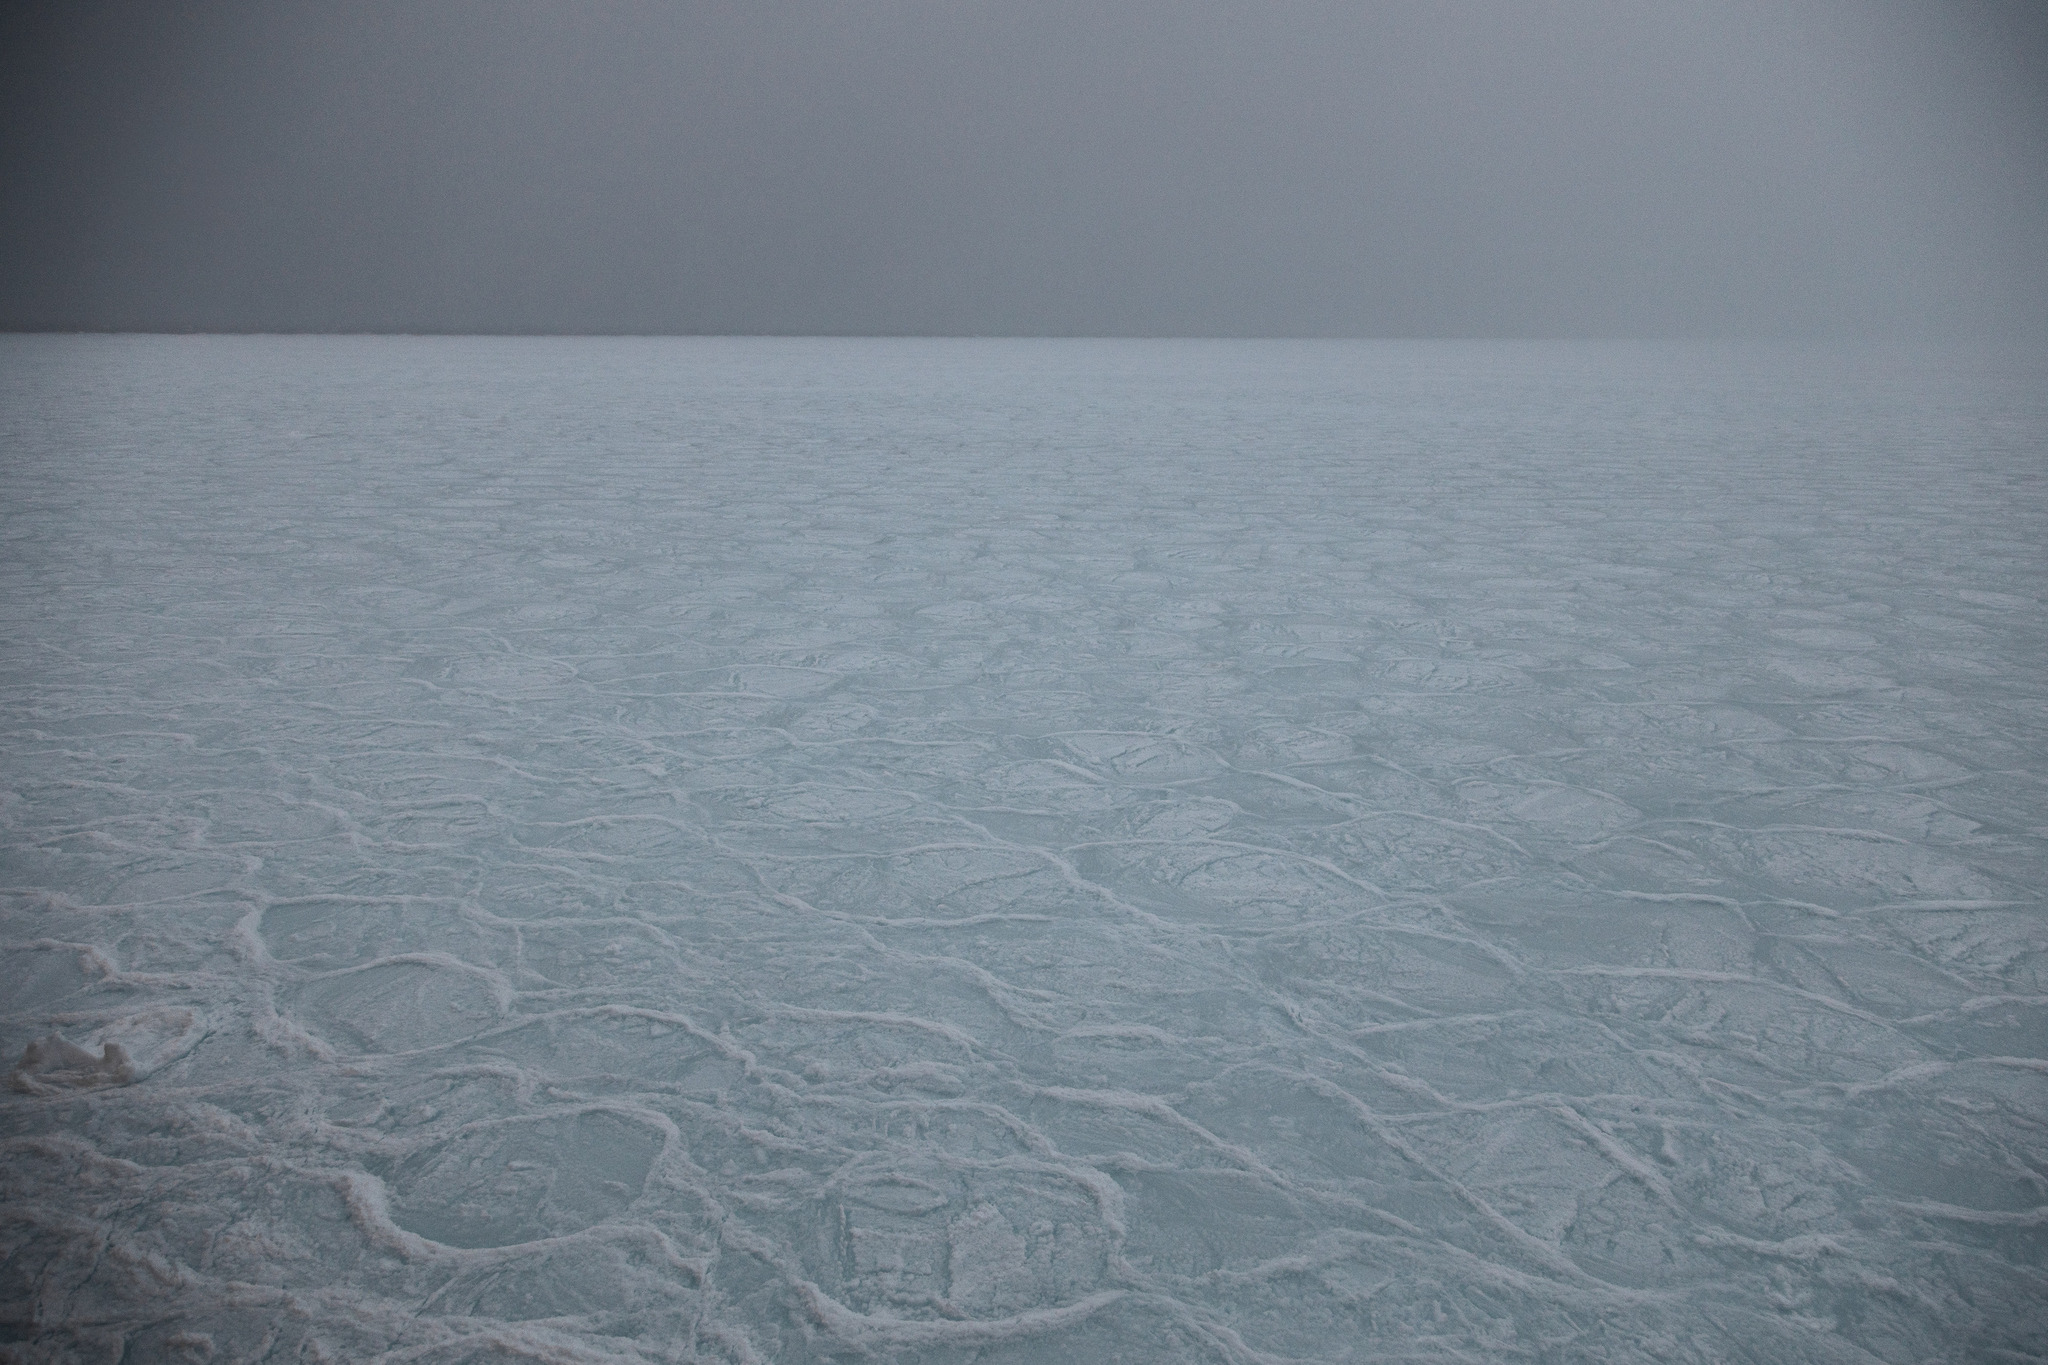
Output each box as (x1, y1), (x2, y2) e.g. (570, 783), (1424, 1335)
(1, 337), (2044, 1362)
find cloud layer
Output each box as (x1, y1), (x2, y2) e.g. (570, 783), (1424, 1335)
(3, 0), (2042, 335)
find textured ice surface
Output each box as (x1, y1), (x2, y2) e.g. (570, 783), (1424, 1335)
(1, 335), (2045, 1363)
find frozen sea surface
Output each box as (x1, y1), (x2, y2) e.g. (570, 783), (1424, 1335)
(2, 336), (2045, 1364)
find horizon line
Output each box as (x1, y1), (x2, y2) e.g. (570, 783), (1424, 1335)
(3, 329), (2027, 344)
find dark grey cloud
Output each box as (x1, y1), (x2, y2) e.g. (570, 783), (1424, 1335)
(2, 0), (2042, 335)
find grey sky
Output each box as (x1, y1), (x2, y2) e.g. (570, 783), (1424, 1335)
(2, 0), (2042, 336)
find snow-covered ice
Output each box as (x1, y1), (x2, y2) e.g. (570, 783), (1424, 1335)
(1, 335), (2044, 1362)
